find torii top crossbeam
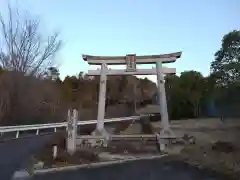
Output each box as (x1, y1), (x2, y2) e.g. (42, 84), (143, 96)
(82, 52), (182, 65)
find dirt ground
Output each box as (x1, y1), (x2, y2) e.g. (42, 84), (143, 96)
(165, 118), (240, 179)
(123, 118), (240, 179)
(151, 118), (240, 143)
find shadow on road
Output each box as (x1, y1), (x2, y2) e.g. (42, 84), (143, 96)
(0, 133), (55, 180)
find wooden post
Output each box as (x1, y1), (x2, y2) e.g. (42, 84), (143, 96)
(67, 109), (78, 155)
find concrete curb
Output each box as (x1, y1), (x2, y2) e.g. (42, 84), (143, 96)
(12, 154), (167, 179)
(12, 170), (30, 180)
(34, 154), (167, 174)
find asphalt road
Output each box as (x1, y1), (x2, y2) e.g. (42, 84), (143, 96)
(32, 158), (231, 180)
(0, 134), (54, 180)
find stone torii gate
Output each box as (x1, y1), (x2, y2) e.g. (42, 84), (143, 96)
(82, 52), (182, 139)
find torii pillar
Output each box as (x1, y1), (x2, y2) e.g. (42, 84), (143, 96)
(156, 61), (172, 137)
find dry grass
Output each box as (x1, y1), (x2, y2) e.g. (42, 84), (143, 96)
(180, 143), (240, 179)
(162, 118), (240, 179)
(34, 134), (100, 168)
(123, 118), (240, 179)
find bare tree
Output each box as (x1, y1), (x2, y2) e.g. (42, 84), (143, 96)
(0, 4), (61, 76)
(0, 4), (62, 125)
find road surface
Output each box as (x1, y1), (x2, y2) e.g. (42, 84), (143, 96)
(0, 134), (54, 180)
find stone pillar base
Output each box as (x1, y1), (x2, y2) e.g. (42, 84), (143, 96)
(91, 128), (110, 138)
(159, 128), (176, 139)
(89, 128), (110, 147)
(156, 128), (176, 152)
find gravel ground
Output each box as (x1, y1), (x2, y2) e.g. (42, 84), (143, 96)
(31, 156), (233, 180)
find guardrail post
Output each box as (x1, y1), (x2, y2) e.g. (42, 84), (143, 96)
(16, 131), (19, 138)
(67, 109), (78, 155)
(53, 128), (58, 159)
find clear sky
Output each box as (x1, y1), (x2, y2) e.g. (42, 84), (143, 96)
(0, 0), (239, 82)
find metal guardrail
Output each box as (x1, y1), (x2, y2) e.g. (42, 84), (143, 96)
(77, 134), (156, 139)
(0, 122), (66, 130)
(77, 134), (177, 140)
(0, 115), (147, 138)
